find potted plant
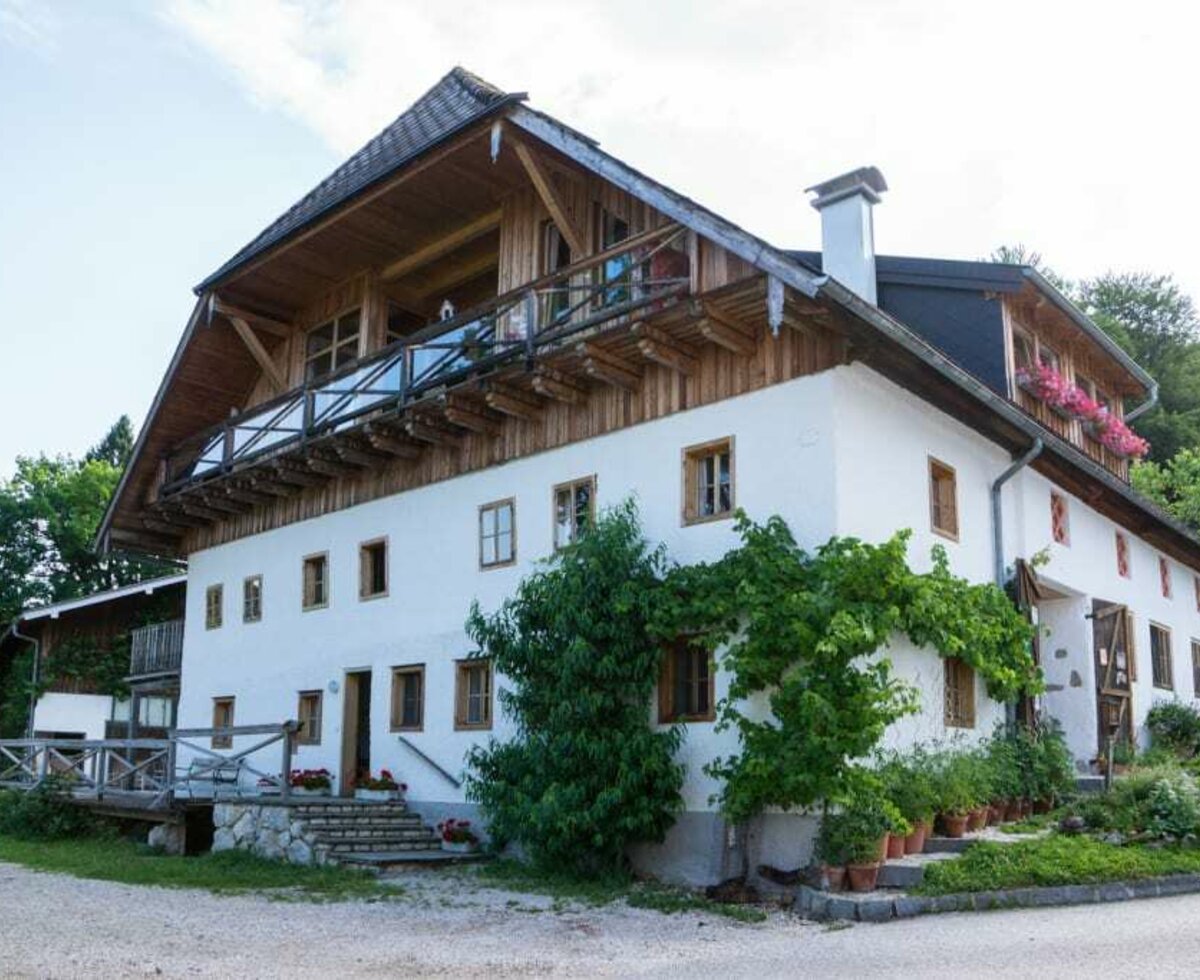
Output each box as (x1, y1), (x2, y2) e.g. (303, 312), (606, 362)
(354, 770), (407, 802)
(823, 790), (897, 892)
(931, 751), (977, 838)
(438, 818), (480, 854)
(289, 768), (332, 796)
(880, 749), (936, 856)
(813, 815), (849, 892)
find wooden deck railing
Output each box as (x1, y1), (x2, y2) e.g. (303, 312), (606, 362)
(129, 619), (185, 678)
(162, 224), (691, 493)
(0, 721), (299, 810)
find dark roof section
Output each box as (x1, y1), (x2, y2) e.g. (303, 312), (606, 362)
(195, 67), (525, 293)
(790, 250), (1154, 392)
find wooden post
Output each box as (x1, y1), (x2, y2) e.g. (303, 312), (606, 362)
(280, 724), (294, 801)
(95, 746), (106, 800)
(165, 736), (178, 804)
(36, 744), (49, 787)
(524, 290), (538, 367)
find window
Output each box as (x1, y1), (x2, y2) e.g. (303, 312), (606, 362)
(658, 642), (715, 723)
(205, 585), (223, 630)
(682, 438), (734, 525)
(1160, 557), (1173, 599)
(1038, 342), (1060, 373)
(1192, 641), (1200, 699)
(943, 658), (976, 728)
(454, 659), (493, 730)
(243, 575), (262, 623)
(479, 499), (516, 569)
(359, 539), (388, 600)
(928, 458), (959, 540)
(1050, 492), (1069, 546)
(597, 206), (632, 306)
(211, 697), (235, 749)
(1151, 623), (1174, 690)
(1116, 532), (1131, 578)
(302, 553), (329, 610)
(553, 476), (595, 550)
(541, 221), (573, 325)
(1012, 327), (1035, 373)
(296, 691), (322, 745)
(139, 697), (172, 729)
(304, 309), (361, 382)
(390, 665), (425, 732)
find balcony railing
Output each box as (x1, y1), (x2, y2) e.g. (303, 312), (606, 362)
(129, 619), (184, 678)
(162, 224), (691, 493)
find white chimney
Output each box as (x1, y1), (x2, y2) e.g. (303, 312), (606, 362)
(805, 166), (888, 304)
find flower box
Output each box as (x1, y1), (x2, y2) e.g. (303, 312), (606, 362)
(440, 839), (477, 854)
(292, 786), (331, 798)
(354, 788), (403, 802)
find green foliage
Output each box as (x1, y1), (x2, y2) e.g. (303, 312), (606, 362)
(0, 778), (97, 840)
(878, 747), (938, 824)
(1132, 451), (1200, 531)
(1069, 764), (1200, 840)
(916, 834), (1200, 896)
(464, 501), (685, 877)
(928, 748), (984, 816)
(816, 784), (906, 866)
(1145, 701), (1200, 758)
(662, 516), (1037, 823)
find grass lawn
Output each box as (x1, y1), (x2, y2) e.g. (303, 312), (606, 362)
(916, 834), (1200, 896)
(0, 834), (397, 902)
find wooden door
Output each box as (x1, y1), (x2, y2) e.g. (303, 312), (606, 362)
(1093, 601), (1134, 756)
(339, 670), (372, 796)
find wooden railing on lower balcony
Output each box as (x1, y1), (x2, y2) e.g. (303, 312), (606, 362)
(162, 224), (691, 494)
(129, 619), (184, 678)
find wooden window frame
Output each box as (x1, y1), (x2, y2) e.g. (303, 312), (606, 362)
(658, 642), (716, 724)
(479, 498), (517, 570)
(304, 307), (362, 382)
(1160, 556), (1173, 600)
(1116, 532), (1131, 579)
(242, 575), (263, 624)
(1011, 325), (1036, 377)
(358, 537), (389, 601)
(211, 696), (235, 749)
(1050, 492), (1070, 546)
(205, 584), (223, 631)
(928, 457), (959, 541)
(1150, 622), (1174, 691)
(389, 664), (426, 733)
(296, 690), (323, 746)
(454, 659), (493, 731)
(552, 475), (597, 551)
(681, 437), (735, 526)
(302, 552), (329, 611)
(943, 657), (976, 729)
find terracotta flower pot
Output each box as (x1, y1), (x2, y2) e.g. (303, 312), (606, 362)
(988, 803), (1004, 826)
(876, 835), (889, 863)
(942, 813), (969, 838)
(1004, 800), (1022, 822)
(846, 863), (881, 893)
(903, 823), (927, 855)
(820, 865), (847, 892)
(1033, 798), (1053, 815)
(886, 833), (907, 860)
(967, 807), (988, 832)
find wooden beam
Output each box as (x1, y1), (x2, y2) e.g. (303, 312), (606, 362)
(413, 252), (499, 299)
(578, 342), (641, 391)
(213, 299), (292, 338)
(443, 404), (502, 436)
(328, 441), (388, 468)
(177, 502), (226, 522)
(531, 369), (586, 404)
(223, 485), (275, 506)
(484, 384), (543, 421)
(403, 419), (461, 445)
(697, 312), (756, 357)
(306, 453), (359, 477)
(380, 209), (503, 282)
(196, 492), (250, 515)
(141, 518), (189, 536)
(511, 136), (588, 257)
(632, 323), (697, 375)
(363, 429), (423, 459)
(229, 316), (287, 392)
(247, 477), (299, 498)
(269, 462), (327, 487)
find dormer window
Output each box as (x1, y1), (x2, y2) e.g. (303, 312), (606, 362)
(1012, 328), (1035, 372)
(305, 309), (361, 381)
(1038, 342), (1060, 373)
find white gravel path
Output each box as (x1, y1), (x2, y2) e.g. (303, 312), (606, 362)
(6, 861), (1200, 978)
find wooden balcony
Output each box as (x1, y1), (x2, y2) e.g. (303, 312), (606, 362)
(1014, 387), (1132, 482)
(128, 619), (184, 680)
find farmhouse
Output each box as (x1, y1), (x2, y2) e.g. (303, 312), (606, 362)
(90, 68), (1200, 883)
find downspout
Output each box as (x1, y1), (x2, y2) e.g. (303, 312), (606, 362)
(7, 620), (40, 740)
(991, 439), (1044, 726)
(1124, 381), (1159, 424)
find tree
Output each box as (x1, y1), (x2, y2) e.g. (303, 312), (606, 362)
(988, 244), (1073, 295)
(1132, 449), (1200, 531)
(464, 502), (685, 876)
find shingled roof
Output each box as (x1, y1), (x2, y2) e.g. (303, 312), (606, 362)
(195, 67), (524, 293)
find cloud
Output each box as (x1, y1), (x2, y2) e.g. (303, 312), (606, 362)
(0, 0), (59, 52)
(159, 0), (1200, 301)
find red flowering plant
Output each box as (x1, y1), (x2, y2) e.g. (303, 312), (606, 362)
(1015, 363), (1149, 459)
(358, 769), (407, 792)
(437, 818), (479, 845)
(289, 768), (332, 790)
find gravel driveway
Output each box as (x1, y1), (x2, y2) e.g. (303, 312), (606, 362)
(6, 861), (1200, 978)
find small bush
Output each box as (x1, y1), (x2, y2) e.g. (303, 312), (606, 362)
(1146, 701), (1200, 758)
(817, 784), (906, 865)
(0, 779), (97, 840)
(878, 748), (937, 826)
(1068, 764), (1200, 839)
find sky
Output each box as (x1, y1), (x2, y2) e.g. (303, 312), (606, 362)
(2, 0), (1199, 476)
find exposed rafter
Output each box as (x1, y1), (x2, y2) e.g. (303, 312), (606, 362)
(510, 134), (588, 257)
(228, 316), (287, 392)
(211, 298), (292, 338)
(632, 322), (697, 375)
(577, 342), (641, 391)
(531, 368), (586, 404)
(380, 209), (502, 282)
(484, 383), (543, 421)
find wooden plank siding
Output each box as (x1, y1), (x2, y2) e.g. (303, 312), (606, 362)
(181, 279), (840, 552)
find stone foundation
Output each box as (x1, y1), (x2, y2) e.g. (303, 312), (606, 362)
(210, 803), (325, 865)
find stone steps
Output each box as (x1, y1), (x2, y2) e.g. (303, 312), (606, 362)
(326, 839), (442, 855)
(340, 849), (489, 870)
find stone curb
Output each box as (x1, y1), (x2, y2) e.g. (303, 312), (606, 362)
(794, 873), (1200, 924)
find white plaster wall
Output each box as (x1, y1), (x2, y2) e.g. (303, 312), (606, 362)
(178, 374), (840, 812)
(32, 693), (111, 741)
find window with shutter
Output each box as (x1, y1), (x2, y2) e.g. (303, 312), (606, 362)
(928, 458), (959, 540)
